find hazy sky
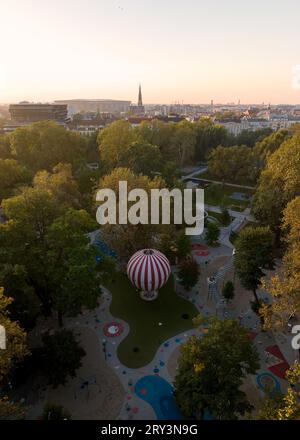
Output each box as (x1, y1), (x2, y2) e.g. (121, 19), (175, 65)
(1, 0), (300, 104)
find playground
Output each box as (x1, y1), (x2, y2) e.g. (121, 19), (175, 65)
(24, 202), (295, 421)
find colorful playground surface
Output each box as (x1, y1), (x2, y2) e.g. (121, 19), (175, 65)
(192, 243), (210, 257)
(135, 375), (183, 420)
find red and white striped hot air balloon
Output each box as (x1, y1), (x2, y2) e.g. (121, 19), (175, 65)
(127, 249), (171, 300)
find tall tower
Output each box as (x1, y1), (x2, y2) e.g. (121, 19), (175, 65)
(138, 83), (143, 106)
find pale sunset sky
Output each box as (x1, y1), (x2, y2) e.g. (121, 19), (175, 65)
(1, 0), (300, 104)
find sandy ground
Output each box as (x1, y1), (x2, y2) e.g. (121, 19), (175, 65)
(46, 326), (124, 420)
(192, 255), (231, 305)
(222, 267), (254, 316)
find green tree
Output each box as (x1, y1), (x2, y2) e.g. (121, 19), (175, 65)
(119, 141), (162, 176)
(175, 231), (192, 261)
(205, 221), (220, 245)
(208, 145), (255, 184)
(0, 288), (29, 420)
(38, 329), (85, 387)
(96, 167), (174, 260)
(254, 129), (289, 162)
(0, 158), (30, 200)
(0, 288), (29, 382)
(222, 280), (235, 301)
(171, 120), (197, 165)
(0, 264), (40, 330)
(261, 196), (300, 329)
(10, 121), (86, 172)
(178, 257), (199, 290)
(219, 207), (231, 226)
(252, 133), (300, 232)
(234, 226), (275, 306)
(32, 163), (82, 209)
(136, 119), (176, 162)
(194, 119), (229, 161)
(98, 120), (136, 169)
(0, 135), (11, 159)
(0, 188), (102, 325)
(234, 128), (273, 148)
(174, 316), (260, 419)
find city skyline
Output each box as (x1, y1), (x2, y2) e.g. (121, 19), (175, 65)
(1, 0), (300, 104)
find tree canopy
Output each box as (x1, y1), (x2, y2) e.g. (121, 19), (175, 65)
(252, 133), (300, 232)
(10, 121), (86, 172)
(234, 226), (275, 306)
(174, 316), (260, 419)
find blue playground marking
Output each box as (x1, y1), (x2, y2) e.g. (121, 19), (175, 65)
(203, 409), (214, 420)
(93, 236), (117, 259)
(256, 372), (281, 395)
(135, 375), (184, 420)
(159, 361), (165, 367)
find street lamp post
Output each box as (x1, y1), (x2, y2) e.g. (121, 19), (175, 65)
(102, 338), (107, 361)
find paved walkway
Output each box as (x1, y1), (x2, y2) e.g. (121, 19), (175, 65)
(183, 175), (255, 191)
(181, 166), (207, 180)
(206, 204), (256, 222)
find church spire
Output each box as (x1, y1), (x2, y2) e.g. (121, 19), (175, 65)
(138, 83), (143, 106)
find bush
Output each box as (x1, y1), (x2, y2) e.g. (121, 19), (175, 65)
(219, 208), (231, 226)
(205, 222), (220, 245)
(43, 403), (71, 420)
(222, 280), (235, 301)
(178, 257), (200, 290)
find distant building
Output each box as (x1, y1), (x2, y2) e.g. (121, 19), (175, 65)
(55, 99), (131, 115)
(68, 111), (117, 136)
(130, 84), (145, 115)
(4, 102), (69, 133)
(69, 119), (108, 136)
(9, 102), (68, 123)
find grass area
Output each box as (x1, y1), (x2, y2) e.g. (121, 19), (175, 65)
(204, 183), (253, 209)
(207, 210), (232, 226)
(106, 273), (198, 368)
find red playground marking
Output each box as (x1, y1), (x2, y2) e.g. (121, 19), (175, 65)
(249, 331), (258, 340)
(192, 243), (210, 256)
(265, 345), (290, 380)
(103, 322), (124, 337)
(269, 362), (290, 380)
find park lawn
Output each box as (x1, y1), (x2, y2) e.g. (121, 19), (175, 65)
(106, 272), (198, 368)
(207, 210), (232, 226)
(204, 183), (253, 209)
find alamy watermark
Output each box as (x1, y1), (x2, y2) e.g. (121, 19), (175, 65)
(96, 181), (205, 235)
(0, 324), (6, 350)
(291, 325), (300, 350)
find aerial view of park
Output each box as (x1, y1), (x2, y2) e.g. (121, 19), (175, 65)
(1, 0), (300, 427)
